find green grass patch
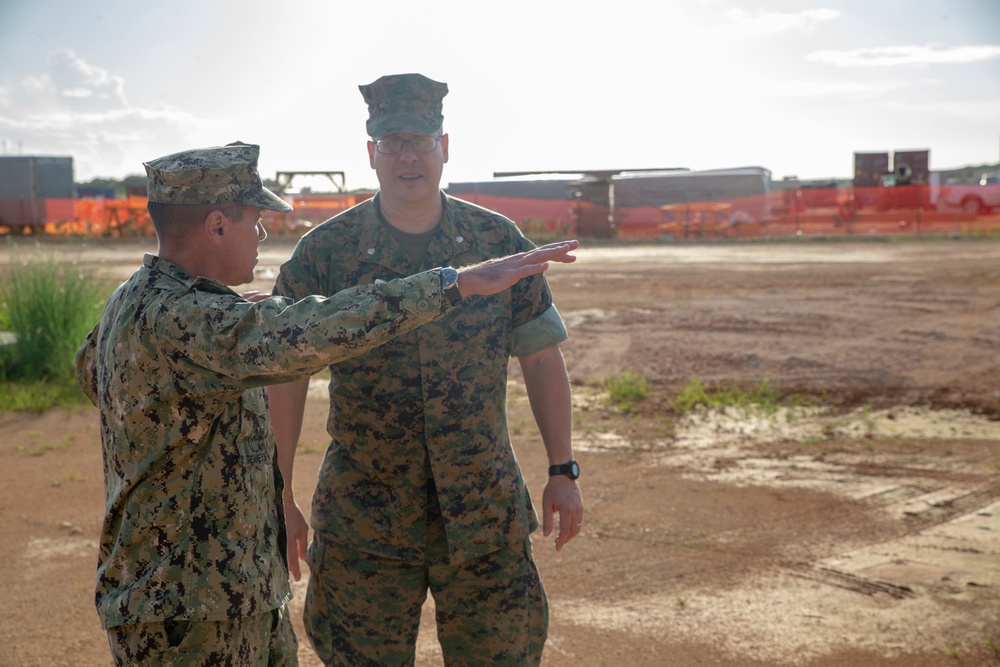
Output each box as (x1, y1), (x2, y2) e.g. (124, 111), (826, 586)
(0, 377), (91, 413)
(671, 378), (782, 415)
(602, 371), (650, 412)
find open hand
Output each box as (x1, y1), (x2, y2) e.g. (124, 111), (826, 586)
(457, 240), (579, 298)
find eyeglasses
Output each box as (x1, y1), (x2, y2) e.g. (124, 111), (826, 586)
(375, 135), (441, 155)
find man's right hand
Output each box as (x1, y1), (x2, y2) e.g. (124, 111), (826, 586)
(456, 240), (579, 298)
(284, 498), (309, 581)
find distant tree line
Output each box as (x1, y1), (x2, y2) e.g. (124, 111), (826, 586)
(75, 175), (147, 198)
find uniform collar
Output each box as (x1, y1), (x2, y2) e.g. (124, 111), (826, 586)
(143, 253), (238, 295)
(355, 192), (475, 273)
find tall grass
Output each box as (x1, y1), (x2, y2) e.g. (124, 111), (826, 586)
(0, 246), (110, 383)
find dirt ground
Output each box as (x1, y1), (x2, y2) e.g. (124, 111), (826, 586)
(1, 236), (999, 666)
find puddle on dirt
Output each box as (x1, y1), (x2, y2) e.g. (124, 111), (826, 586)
(674, 404), (1000, 449)
(572, 400), (1000, 663)
(668, 407), (996, 498)
(575, 403), (1000, 514)
(576, 404), (1000, 491)
(575, 391), (1000, 448)
(556, 567), (982, 665)
(24, 536), (97, 561)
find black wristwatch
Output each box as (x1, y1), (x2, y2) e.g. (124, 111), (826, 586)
(440, 267), (463, 306)
(548, 460), (580, 480)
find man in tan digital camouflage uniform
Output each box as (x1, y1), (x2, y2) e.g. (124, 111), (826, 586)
(76, 141), (578, 666)
(268, 74), (585, 666)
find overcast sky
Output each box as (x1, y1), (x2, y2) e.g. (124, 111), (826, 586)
(1, 0), (998, 190)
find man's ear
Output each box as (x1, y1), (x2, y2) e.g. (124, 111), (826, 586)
(441, 133), (449, 164)
(204, 209), (227, 242)
(367, 140), (377, 169)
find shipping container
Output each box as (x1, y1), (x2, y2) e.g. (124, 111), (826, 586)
(611, 167), (774, 237)
(0, 155), (75, 231)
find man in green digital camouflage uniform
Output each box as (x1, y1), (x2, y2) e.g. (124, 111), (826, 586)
(267, 74), (585, 666)
(76, 141), (578, 666)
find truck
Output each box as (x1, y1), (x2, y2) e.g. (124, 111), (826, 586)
(935, 171), (1000, 215)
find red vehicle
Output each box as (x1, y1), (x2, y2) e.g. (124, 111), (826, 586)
(937, 171), (1000, 214)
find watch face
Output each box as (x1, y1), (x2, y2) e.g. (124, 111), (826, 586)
(549, 460), (580, 479)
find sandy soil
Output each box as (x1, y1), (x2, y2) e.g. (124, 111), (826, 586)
(1, 236), (999, 666)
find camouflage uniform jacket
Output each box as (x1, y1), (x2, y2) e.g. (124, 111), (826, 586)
(76, 254), (451, 628)
(274, 193), (568, 564)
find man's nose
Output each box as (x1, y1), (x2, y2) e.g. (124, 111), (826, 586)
(398, 141), (421, 159)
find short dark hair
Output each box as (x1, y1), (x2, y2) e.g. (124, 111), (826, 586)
(147, 201), (245, 242)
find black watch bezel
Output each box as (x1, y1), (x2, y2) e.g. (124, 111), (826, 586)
(548, 460), (580, 480)
(441, 267), (462, 306)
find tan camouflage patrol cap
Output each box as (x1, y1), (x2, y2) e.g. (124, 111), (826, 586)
(359, 73), (448, 137)
(143, 141), (292, 212)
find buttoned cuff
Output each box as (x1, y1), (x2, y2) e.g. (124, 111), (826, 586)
(377, 269), (448, 316)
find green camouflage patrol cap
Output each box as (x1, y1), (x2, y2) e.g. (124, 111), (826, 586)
(359, 73), (448, 137)
(143, 141), (292, 212)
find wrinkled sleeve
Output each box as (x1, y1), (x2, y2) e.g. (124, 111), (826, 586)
(159, 270), (449, 389)
(511, 304), (568, 358)
(506, 229), (564, 356)
(75, 325), (99, 405)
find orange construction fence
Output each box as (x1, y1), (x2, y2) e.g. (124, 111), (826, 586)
(0, 193), (375, 238)
(3, 186), (1000, 240)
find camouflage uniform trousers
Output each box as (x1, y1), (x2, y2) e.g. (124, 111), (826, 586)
(304, 513), (548, 666)
(107, 604), (298, 666)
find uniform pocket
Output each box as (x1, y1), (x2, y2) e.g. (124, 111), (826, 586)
(236, 388), (272, 468)
(164, 619), (191, 649)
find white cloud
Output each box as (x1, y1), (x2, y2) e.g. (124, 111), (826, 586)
(0, 50), (128, 115)
(807, 44), (1000, 67)
(0, 49), (215, 179)
(722, 8), (839, 34)
(47, 49), (127, 109)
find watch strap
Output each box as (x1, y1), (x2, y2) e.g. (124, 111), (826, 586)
(441, 267), (462, 306)
(548, 460), (580, 480)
